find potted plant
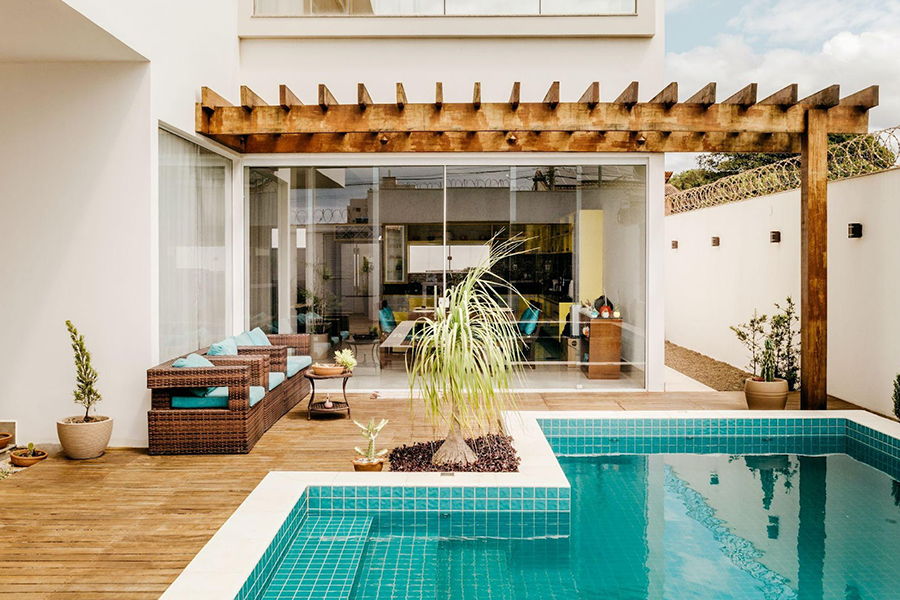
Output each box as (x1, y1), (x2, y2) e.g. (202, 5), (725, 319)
(408, 236), (527, 465)
(744, 339), (789, 410)
(10, 443), (48, 467)
(0, 431), (11, 449)
(57, 321), (113, 459)
(313, 349), (357, 376)
(302, 264), (338, 360)
(353, 418), (388, 471)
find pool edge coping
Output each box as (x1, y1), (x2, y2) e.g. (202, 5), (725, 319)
(158, 409), (894, 599)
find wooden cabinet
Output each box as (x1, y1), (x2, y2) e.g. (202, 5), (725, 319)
(584, 318), (622, 380)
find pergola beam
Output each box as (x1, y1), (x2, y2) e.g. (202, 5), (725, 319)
(358, 83), (373, 110)
(240, 86), (267, 110)
(544, 81), (560, 109)
(234, 131), (807, 154)
(723, 83), (758, 108)
(649, 82), (678, 108)
(318, 84), (337, 110)
(279, 85), (302, 110)
(841, 85), (879, 110)
(759, 84), (798, 108)
(396, 83), (407, 110)
(202, 102), (871, 137)
(473, 82), (482, 110)
(579, 82), (600, 109)
(800, 85), (841, 108)
(509, 82), (521, 111)
(615, 82), (639, 108)
(435, 82), (443, 110)
(685, 82), (716, 108)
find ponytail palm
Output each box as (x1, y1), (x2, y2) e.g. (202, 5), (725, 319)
(408, 236), (528, 465)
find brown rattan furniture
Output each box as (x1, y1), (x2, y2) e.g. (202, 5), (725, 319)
(147, 333), (311, 455)
(304, 371), (352, 420)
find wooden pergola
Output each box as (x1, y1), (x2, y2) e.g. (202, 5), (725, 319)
(196, 81), (879, 410)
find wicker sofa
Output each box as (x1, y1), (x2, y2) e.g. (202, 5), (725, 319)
(146, 332), (311, 455)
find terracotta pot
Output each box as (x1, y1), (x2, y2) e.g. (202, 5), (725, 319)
(313, 363), (345, 377)
(10, 449), (48, 467)
(744, 378), (789, 410)
(353, 458), (385, 472)
(57, 416), (114, 460)
(0, 432), (12, 448)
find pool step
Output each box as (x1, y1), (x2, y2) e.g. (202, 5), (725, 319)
(261, 515), (373, 600)
(352, 536), (439, 600)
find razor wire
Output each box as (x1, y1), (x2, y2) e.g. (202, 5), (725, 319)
(667, 126), (900, 215)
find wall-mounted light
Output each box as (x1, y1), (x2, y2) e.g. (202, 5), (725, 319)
(770, 231), (781, 243)
(848, 223), (863, 238)
(711, 236), (720, 247)
(671, 240), (678, 249)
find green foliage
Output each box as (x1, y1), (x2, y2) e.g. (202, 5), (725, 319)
(334, 349), (357, 372)
(731, 310), (768, 376)
(760, 340), (776, 383)
(301, 264), (338, 334)
(353, 418), (388, 461)
(408, 236), (528, 447)
(893, 373), (900, 421)
(770, 297), (800, 390)
(669, 169), (718, 191)
(66, 320), (102, 421)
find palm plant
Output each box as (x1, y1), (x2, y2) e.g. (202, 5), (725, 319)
(408, 235), (529, 466)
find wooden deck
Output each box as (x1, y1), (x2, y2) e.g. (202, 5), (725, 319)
(0, 391), (860, 599)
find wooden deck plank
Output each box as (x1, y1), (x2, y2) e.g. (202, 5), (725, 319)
(0, 391), (866, 598)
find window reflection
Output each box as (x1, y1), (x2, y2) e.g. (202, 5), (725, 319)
(254, 0), (636, 16)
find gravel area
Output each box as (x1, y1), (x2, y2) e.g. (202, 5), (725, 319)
(389, 434), (520, 472)
(666, 341), (752, 392)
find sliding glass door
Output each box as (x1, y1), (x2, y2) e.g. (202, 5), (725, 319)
(246, 162), (646, 390)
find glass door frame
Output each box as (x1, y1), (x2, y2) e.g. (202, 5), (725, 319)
(242, 153), (657, 391)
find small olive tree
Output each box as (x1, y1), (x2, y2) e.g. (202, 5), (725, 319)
(408, 236), (528, 466)
(66, 320), (102, 422)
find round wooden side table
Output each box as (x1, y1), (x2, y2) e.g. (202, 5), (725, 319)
(303, 371), (353, 420)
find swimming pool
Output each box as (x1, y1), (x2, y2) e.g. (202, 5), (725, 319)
(160, 412), (900, 600)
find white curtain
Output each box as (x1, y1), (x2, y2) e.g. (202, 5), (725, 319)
(158, 129), (230, 359)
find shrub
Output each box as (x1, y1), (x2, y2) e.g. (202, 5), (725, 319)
(66, 320), (102, 422)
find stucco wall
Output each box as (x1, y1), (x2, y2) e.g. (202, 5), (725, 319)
(0, 63), (153, 446)
(665, 169), (900, 416)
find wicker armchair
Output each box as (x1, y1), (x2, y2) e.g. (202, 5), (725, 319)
(147, 355), (267, 455)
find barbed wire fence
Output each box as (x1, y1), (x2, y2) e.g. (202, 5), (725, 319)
(667, 125), (900, 215)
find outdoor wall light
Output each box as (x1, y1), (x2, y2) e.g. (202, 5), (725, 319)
(671, 240), (678, 249)
(770, 231), (781, 243)
(711, 236), (720, 247)
(848, 223), (863, 238)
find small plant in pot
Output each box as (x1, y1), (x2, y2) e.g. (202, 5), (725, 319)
(353, 418), (388, 471)
(57, 321), (113, 459)
(313, 349), (357, 377)
(743, 340), (789, 410)
(10, 443), (48, 468)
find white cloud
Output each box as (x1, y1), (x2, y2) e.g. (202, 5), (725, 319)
(728, 0), (900, 47)
(667, 28), (900, 137)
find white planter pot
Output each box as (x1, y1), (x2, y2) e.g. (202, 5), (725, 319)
(744, 378), (789, 411)
(57, 416), (113, 460)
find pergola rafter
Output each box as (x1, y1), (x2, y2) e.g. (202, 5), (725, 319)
(196, 81), (879, 411)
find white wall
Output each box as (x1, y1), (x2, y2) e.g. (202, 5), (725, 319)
(0, 63), (153, 446)
(665, 169), (900, 415)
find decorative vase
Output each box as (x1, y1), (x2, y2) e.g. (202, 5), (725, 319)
(352, 457), (385, 472)
(57, 416), (114, 459)
(10, 449), (48, 467)
(744, 378), (789, 410)
(313, 364), (345, 377)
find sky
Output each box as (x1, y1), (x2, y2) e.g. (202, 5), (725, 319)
(664, 0), (900, 173)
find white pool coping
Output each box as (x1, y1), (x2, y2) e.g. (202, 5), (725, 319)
(160, 409), (900, 600)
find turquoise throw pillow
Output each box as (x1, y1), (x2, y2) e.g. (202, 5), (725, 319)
(172, 353), (215, 397)
(248, 327), (272, 346)
(234, 331), (254, 346)
(519, 308), (539, 336)
(208, 338), (238, 356)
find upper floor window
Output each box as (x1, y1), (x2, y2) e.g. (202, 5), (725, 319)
(253, 0), (637, 16)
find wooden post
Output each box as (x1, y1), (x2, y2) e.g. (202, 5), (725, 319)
(800, 109), (828, 410)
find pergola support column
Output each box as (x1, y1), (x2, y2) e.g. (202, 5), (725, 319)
(800, 109), (829, 410)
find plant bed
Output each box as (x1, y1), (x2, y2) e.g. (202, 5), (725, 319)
(389, 434), (520, 473)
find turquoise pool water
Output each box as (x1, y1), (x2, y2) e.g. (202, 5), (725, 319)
(249, 419), (900, 600)
(325, 453), (900, 600)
